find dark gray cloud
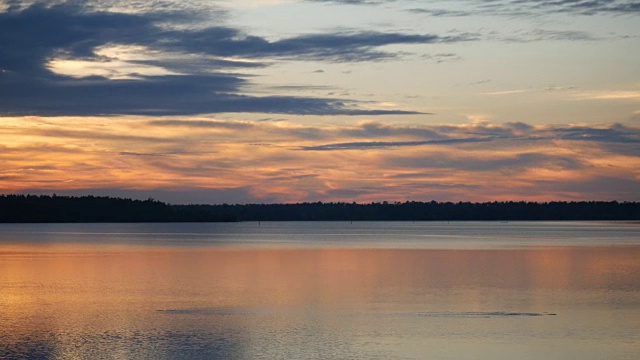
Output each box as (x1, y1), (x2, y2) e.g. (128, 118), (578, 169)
(143, 119), (639, 152)
(549, 123), (640, 143)
(408, 8), (475, 17)
(0, 3), (451, 116)
(517, 0), (640, 15)
(406, 1), (634, 44)
(407, 0), (640, 17)
(294, 122), (639, 153)
(0, 74), (251, 116)
(299, 137), (493, 150)
(498, 29), (599, 42)
(166, 29), (467, 62)
(340, 121), (441, 138)
(387, 152), (587, 172)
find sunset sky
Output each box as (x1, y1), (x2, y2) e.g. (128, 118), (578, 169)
(1, 0), (639, 204)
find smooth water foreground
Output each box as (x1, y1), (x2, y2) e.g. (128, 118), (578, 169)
(1, 222), (639, 359)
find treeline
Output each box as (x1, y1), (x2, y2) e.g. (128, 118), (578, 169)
(0, 195), (236, 223)
(1, 195), (639, 222)
(191, 201), (640, 221)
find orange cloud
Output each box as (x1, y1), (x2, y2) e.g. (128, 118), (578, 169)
(1, 117), (638, 203)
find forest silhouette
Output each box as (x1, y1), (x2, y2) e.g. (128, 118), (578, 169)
(1, 195), (639, 222)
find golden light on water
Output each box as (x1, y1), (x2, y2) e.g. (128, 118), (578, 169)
(1, 223), (639, 359)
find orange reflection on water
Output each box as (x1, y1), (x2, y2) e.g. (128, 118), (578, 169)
(2, 245), (640, 359)
(2, 246), (639, 310)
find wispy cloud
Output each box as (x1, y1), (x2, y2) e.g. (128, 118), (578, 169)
(576, 91), (640, 100)
(482, 85), (576, 96)
(2, 117), (638, 202)
(312, 0), (640, 17)
(483, 89), (531, 96)
(407, 0), (640, 17)
(498, 29), (599, 42)
(299, 137), (494, 151)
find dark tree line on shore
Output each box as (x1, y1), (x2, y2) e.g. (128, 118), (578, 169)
(1, 195), (639, 222)
(0, 195), (228, 223)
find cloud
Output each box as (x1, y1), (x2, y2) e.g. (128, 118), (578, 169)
(547, 124), (640, 156)
(313, 1), (616, 44)
(148, 119), (255, 130)
(483, 89), (531, 96)
(299, 137), (493, 151)
(512, 0), (640, 16)
(267, 85), (336, 92)
(575, 91), (640, 100)
(408, 0), (640, 17)
(312, 0), (640, 17)
(482, 85), (577, 96)
(221, 31), (467, 62)
(421, 52), (461, 63)
(408, 8), (474, 17)
(15, 118), (636, 151)
(1, 3), (453, 63)
(291, 122), (640, 153)
(496, 29), (600, 43)
(549, 176), (640, 198)
(0, 3), (451, 116)
(142, 119), (640, 147)
(3, 118), (639, 202)
(386, 152), (587, 172)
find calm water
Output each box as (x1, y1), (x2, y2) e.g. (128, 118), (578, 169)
(1, 222), (639, 359)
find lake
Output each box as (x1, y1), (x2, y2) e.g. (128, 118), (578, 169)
(1, 221), (639, 359)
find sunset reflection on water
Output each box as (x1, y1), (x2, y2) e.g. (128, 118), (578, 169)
(1, 228), (639, 359)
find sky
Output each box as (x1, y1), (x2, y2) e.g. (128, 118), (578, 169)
(1, 0), (639, 204)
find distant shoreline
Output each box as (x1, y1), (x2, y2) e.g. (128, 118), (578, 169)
(2, 195), (639, 223)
